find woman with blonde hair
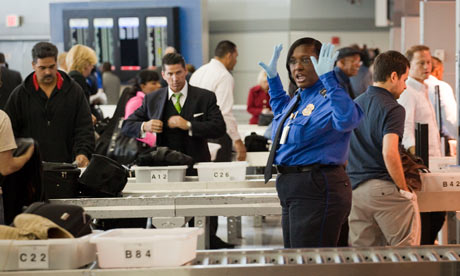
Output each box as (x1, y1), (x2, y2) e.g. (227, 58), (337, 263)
(247, 70), (271, 124)
(66, 44), (98, 101)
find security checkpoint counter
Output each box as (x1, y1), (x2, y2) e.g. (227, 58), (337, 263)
(50, 172), (460, 249)
(51, 176), (277, 249)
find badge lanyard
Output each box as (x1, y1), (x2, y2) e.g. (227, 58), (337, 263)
(280, 111), (298, 144)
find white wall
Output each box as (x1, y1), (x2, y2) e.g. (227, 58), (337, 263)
(207, 0), (290, 20)
(390, 27), (402, 51)
(420, 1), (456, 89)
(290, 31), (389, 51)
(401, 16), (420, 54)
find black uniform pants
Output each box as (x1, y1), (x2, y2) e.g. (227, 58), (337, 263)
(276, 165), (351, 248)
(420, 212), (446, 245)
(208, 134), (232, 241)
(209, 134), (233, 162)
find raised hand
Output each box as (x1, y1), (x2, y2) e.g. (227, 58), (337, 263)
(258, 44), (283, 79)
(310, 43), (339, 77)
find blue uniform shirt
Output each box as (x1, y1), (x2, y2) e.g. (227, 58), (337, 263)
(268, 71), (363, 166)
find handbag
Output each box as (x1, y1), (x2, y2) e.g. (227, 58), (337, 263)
(42, 162), (81, 199)
(400, 146), (429, 191)
(106, 118), (149, 165)
(23, 202), (92, 238)
(244, 132), (269, 152)
(258, 113), (274, 126)
(79, 154), (128, 197)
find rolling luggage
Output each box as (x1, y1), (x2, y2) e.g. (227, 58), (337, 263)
(42, 162), (81, 199)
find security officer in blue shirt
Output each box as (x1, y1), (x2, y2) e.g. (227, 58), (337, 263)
(259, 37), (363, 248)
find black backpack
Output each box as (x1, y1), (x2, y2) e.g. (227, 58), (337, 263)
(244, 132), (269, 152)
(23, 202), (92, 238)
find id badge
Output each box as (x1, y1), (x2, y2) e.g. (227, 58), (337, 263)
(279, 125), (290, 144)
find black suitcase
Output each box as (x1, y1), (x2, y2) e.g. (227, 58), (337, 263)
(42, 162), (81, 199)
(23, 202), (92, 238)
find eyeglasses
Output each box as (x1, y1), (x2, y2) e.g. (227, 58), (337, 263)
(288, 57), (312, 66)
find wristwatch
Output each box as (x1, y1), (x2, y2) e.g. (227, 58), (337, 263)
(186, 121), (192, 130)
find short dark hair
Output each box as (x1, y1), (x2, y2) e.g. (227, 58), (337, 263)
(102, 61), (112, 72)
(32, 42), (58, 63)
(0, 53), (5, 64)
(214, 40), (237, 58)
(373, 50), (409, 82)
(137, 69), (159, 84)
(285, 37), (322, 86)
(162, 53), (186, 69)
(337, 47), (362, 61)
(131, 69), (160, 94)
(405, 45), (430, 62)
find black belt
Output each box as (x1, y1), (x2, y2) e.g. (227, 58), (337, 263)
(276, 164), (341, 174)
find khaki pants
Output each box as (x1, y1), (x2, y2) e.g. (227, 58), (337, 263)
(349, 179), (420, 246)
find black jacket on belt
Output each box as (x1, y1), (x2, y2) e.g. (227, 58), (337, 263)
(4, 70), (94, 163)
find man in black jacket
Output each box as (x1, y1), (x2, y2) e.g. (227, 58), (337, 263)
(4, 42), (94, 167)
(0, 53), (22, 109)
(123, 53), (231, 249)
(123, 52), (226, 163)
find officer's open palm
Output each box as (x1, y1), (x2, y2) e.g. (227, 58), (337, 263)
(310, 43), (339, 77)
(258, 44), (283, 79)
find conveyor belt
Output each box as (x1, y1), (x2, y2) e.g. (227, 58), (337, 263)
(193, 246), (460, 265)
(3, 246), (460, 276)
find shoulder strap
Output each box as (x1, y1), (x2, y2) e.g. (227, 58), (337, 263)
(0, 67), (3, 88)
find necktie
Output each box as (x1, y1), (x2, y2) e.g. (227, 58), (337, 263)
(264, 93), (301, 183)
(173, 93), (182, 113)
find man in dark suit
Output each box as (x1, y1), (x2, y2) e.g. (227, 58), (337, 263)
(0, 53), (22, 109)
(122, 52), (226, 162)
(122, 52), (230, 249)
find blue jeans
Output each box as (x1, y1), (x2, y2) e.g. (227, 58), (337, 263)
(276, 166), (351, 248)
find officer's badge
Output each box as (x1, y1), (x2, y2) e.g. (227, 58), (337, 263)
(320, 88), (327, 97)
(302, 104), (315, 116)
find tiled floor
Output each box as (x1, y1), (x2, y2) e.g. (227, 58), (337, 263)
(216, 215), (284, 250)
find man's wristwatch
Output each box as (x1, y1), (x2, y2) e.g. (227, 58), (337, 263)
(186, 121), (192, 130)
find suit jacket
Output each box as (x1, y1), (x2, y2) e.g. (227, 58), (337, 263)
(122, 84), (226, 162)
(0, 67), (22, 109)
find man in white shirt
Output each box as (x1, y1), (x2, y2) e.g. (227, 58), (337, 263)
(397, 45), (445, 245)
(397, 45), (441, 157)
(190, 40), (247, 162)
(424, 57), (457, 142)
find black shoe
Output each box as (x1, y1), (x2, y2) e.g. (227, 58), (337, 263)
(210, 235), (235, 249)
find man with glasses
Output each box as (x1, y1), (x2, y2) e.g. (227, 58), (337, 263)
(334, 47), (362, 99)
